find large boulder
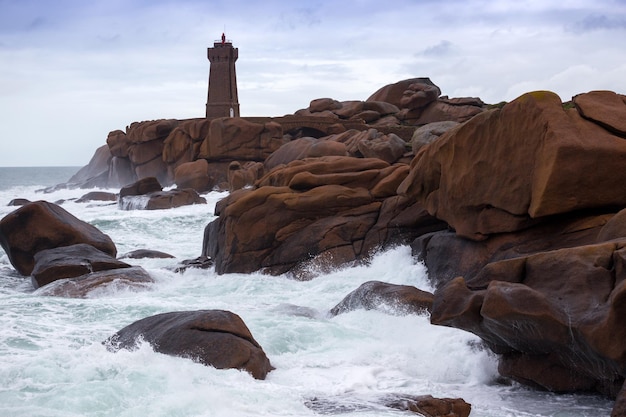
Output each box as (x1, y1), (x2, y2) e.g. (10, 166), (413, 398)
(35, 266), (153, 298)
(31, 243), (131, 288)
(119, 176), (162, 198)
(367, 78), (441, 109)
(329, 281), (434, 316)
(105, 310), (273, 379)
(0, 201), (117, 275)
(399, 90), (626, 241)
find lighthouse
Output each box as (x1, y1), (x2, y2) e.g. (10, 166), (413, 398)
(206, 33), (240, 118)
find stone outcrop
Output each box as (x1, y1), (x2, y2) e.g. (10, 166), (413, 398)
(399, 90), (626, 241)
(31, 243), (131, 288)
(105, 310), (273, 379)
(35, 266), (153, 298)
(329, 281), (433, 316)
(0, 201), (117, 275)
(76, 191), (117, 203)
(203, 156), (445, 277)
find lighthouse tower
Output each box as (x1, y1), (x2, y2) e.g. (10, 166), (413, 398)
(206, 33), (240, 118)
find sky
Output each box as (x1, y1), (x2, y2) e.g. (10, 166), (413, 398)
(1, 0), (625, 167)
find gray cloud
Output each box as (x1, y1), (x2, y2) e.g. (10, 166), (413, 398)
(568, 14), (626, 32)
(419, 40), (454, 57)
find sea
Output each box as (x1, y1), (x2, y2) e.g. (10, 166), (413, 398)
(0, 166), (614, 417)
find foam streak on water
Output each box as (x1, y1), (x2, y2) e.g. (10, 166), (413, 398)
(0, 168), (614, 417)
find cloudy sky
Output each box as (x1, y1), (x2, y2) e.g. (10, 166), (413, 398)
(1, 0), (625, 167)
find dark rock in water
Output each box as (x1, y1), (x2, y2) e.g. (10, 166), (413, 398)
(329, 280), (433, 317)
(31, 243), (132, 288)
(119, 177), (162, 198)
(383, 394), (471, 417)
(7, 198), (30, 206)
(119, 249), (175, 259)
(0, 201), (117, 275)
(175, 256), (214, 273)
(305, 394), (471, 417)
(76, 191), (117, 203)
(35, 266), (153, 298)
(104, 310), (274, 380)
(119, 188), (207, 210)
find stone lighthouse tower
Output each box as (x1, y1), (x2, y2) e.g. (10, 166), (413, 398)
(206, 33), (240, 118)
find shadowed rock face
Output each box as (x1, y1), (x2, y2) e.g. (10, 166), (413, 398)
(0, 201), (117, 275)
(104, 310), (274, 380)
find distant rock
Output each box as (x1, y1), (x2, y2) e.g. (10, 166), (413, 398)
(31, 243), (132, 288)
(367, 77), (441, 109)
(0, 201), (116, 275)
(118, 249), (175, 259)
(119, 177), (163, 198)
(105, 310), (274, 379)
(76, 191), (117, 203)
(35, 266), (153, 298)
(7, 198), (30, 206)
(329, 281), (433, 316)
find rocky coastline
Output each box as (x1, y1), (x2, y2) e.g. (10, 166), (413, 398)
(2, 77), (626, 416)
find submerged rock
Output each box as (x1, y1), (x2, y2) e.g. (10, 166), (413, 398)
(105, 310), (274, 379)
(305, 394), (471, 417)
(34, 266), (153, 298)
(329, 281), (433, 316)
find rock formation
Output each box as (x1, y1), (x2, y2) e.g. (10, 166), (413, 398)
(46, 76), (626, 413)
(66, 77), (485, 192)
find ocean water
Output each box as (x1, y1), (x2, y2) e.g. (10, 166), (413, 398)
(0, 167), (614, 417)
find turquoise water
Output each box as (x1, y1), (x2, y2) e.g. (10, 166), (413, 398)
(0, 167), (614, 416)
